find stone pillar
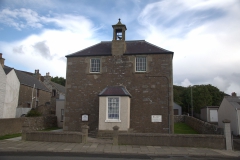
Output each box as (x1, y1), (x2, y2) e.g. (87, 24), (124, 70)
(22, 121), (30, 141)
(223, 119), (232, 150)
(113, 126), (119, 145)
(81, 125), (89, 143)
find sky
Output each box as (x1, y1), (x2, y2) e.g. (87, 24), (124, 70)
(0, 0), (239, 95)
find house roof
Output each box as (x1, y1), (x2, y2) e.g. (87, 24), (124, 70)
(99, 86), (131, 97)
(50, 81), (66, 94)
(4, 66), (50, 92)
(225, 96), (240, 110)
(66, 40), (173, 57)
(3, 66), (13, 74)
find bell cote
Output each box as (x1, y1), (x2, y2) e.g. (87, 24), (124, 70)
(111, 19), (127, 55)
(112, 18), (127, 41)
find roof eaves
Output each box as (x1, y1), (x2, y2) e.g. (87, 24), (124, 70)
(65, 42), (102, 57)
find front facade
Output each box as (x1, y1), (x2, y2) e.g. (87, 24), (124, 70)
(0, 54), (20, 118)
(64, 20), (174, 133)
(218, 92), (240, 136)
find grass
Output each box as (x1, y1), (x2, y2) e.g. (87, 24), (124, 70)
(174, 122), (198, 134)
(0, 133), (22, 140)
(40, 127), (62, 131)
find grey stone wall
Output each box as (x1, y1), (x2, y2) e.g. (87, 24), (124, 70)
(23, 115), (57, 131)
(25, 131), (82, 143)
(118, 133), (225, 149)
(0, 116), (57, 136)
(0, 118), (25, 136)
(174, 115), (224, 135)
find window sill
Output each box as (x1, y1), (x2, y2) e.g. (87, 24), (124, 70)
(105, 119), (121, 123)
(86, 72), (102, 75)
(134, 71), (147, 74)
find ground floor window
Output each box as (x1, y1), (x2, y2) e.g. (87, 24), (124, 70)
(61, 109), (64, 121)
(107, 97), (119, 120)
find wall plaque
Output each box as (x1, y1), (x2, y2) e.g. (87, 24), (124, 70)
(82, 114), (88, 122)
(151, 115), (162, 122)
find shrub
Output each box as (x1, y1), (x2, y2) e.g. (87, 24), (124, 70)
(25, 109), (42, 117)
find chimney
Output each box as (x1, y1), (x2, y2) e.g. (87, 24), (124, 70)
(44, 72), (51, 81)
(34, 69), (41, 81)
(0, 53), (5, 67)
(232, 92), (237, 97)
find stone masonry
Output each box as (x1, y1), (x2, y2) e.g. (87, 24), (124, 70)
(18, 85), (51, 108)
(65, 53), (173, 133)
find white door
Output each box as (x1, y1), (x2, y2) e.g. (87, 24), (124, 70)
(210, 110), (218, 122)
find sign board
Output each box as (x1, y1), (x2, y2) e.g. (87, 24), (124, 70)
(82, 114), (88, 122)
(151, 115), (162, 122)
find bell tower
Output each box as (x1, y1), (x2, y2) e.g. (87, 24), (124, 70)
(111, 19), (127, 55)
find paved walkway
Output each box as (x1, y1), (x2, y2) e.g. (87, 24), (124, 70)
(0, 137), (240, 158)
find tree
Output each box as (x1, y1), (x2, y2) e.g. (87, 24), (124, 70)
(173, 84), (225, 114)
(51, 76), (66, 86)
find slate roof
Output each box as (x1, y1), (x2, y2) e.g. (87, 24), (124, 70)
(66, 40), (173, 57)
(3, 66), (13, 74)
(3, 66), (50, 92)
(99, 86), (131, 98)
(50, 81), (66, 94)
(225, 96), (240, 110)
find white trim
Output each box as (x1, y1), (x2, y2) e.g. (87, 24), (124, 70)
(135, 56), (147, 72)
(90, 58), (101, 73)
(105, 96), (121, 122)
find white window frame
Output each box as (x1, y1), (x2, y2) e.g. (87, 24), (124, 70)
(90, 58), (101, 73)
(105, 97), (121, 122)
(61, 109), (64, 121)
(135, 56), (147, 72)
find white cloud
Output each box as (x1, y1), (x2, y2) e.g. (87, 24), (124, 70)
(0, 9), (101, 77)
(181, 79), (193, 87)
(138, 0), (240, 95)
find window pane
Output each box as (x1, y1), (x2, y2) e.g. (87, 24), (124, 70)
(108, 97), (119, 119)
(136, 57), (146, 72)
(90, 59), (100, 72)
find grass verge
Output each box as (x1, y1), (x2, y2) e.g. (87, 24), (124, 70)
(0, 133), (22, 140)
(40, 127), (62, 131)
(174, 122), (198, 134)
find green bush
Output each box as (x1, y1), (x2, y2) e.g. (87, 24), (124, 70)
(25, 109), (42, 117)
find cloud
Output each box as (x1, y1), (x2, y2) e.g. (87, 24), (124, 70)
(0, 8), (43, 30)
(12, 45), (24, 54)
(0, 8), (101, 78)
(32, 41), (52, 60)
(138, 0), (240, 95)
(181, 79), (193, 87)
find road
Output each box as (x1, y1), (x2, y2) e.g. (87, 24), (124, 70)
(0, 152), (240, 160)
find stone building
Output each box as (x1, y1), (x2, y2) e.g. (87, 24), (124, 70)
(64, 20), (174, 134)
(0, 54), (51, 117)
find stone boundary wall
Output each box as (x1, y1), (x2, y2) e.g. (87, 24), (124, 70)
(174, 115), (223, 135)
(24, 131), (82, 143)
(0, 118), (25, 136)
(23, 115), (57, 131)
(118, 133), (225, 149)
(0, 116), (57, 136)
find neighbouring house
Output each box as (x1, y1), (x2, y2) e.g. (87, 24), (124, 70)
(218, 92), (240, 136)
(42, 72), (65, 127)
(173, 103), (182, 115)
(200, 106), (219, 123)
(0, 54), (51, 118)
(0, 53), (20, 118)
(64, 19), (174, 134)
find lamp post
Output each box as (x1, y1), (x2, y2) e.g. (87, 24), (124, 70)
(191, 85), (193, 117)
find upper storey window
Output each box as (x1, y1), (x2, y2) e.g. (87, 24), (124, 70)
(135, 56), (146, 72)
(90, 58), (100, 73)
